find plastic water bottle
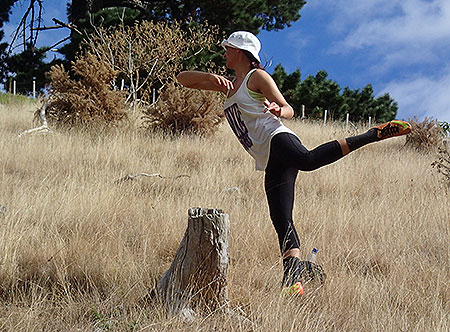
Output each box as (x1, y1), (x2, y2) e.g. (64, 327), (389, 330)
(306, 248), (318, 263)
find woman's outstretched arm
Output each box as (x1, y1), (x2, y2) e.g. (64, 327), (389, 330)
(176, 71), (234, 93)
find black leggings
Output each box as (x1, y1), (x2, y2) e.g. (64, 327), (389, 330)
(264, 132), (344, 253)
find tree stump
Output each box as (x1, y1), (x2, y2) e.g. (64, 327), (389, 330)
(153, 208), (230, 319)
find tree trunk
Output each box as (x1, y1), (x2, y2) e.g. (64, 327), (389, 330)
(154, 207), (230, 318)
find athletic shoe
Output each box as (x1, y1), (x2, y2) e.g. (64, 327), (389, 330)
(281, 281), (304, 296)
(281, 257), (326, 296)
(282, 256), (302, 287)
(374, 120), (411, 140)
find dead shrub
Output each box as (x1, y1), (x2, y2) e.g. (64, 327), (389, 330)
(405, 116), (444, 152)
(141, 83), (225, 136)
(85, 20), (221, 106)
(432, 148), (450, 189)
(44, 53), (127, 128)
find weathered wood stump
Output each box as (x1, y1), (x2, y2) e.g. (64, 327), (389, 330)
(153, 208), (230, 319)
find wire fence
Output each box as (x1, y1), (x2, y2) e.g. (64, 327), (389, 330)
(4, 79), (377, 128)
(4, 78), (158, 103)
(6, 79), (38, 98)
(297, 104), (374, 129)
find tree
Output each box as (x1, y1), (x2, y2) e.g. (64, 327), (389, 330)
(81, 19), (220, 103)
(340, 85), (398, 123)
(61, 4), (143, 63)
(0, 0), (17, 32)
(60, 0), (306, 63)
(1, 43), (59, 95)
(3, 0), (307, 91)
(0, 0), (19, 86)
(369, 91), (398, 123)
(296, 70), (343, 119)
(271, 64), (303, 114)
(81, 0), (306, 35)
(272, 64), (398, 122)
(0, 0), (60, 94)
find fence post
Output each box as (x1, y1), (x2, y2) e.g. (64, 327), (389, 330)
(345, 113), (349, 130)
(323, 109), (328, 126)
(33, 80), (36, 98)
(13, 80), (16, 95)
(301, 105), (305, 119)
(368, 116), (372, 128)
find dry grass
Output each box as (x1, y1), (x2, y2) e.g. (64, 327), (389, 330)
(1, 103), (449, 331)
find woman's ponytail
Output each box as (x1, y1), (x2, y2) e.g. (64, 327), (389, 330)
(242, 50), (265, 70)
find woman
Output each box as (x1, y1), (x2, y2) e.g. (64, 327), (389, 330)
(176, 31), (411, 294)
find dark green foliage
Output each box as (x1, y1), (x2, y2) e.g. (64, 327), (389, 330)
(296, 70), (343, 119)
(340, 84), (397, 123)
(61, 5), (142, 63)
(272, 64), (398, 122)
(0, 0), (16, 27)
(0, 43), (62, 96)
(62, 0), (306, 64)
(83, 0), (306, 35)
(0, 0), (19, 84)
(2, 1), (306, 92)
(0, 1), (63, 95)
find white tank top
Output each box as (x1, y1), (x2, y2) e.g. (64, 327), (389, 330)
(223, 69), (297, 171)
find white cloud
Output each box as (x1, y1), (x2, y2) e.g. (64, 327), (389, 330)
(310, 0), (450, 121)
(381, 69), (450, 122)
(328, 0), (450, 68)
(343, 3), (448, 44)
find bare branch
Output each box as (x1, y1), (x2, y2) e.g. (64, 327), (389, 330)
(8, 0), (44, 53)
(18, 102), (50, 137)
(52, 18), (82, 35)
(0, 205), (6, 217)
(32, 25), (63, 31)
(115, 172), (190, 184)
(46, 36), (71, 51)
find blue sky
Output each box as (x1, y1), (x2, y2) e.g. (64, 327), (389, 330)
(4, 0), (450, 122)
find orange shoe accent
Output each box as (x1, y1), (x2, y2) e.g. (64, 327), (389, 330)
(281, 282), (304, 296)
(374, 120), (412, 140)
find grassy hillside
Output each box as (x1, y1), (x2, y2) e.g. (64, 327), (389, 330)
(0, 103), (448, 331)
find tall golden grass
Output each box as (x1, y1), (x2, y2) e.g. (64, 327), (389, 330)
(1, 101), (449, 331)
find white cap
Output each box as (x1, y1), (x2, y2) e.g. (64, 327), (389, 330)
(221, 31), (261, 63)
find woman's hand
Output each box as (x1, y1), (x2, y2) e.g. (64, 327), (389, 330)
(208, 74), (234, 93)
(264, 100), (283, 117)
